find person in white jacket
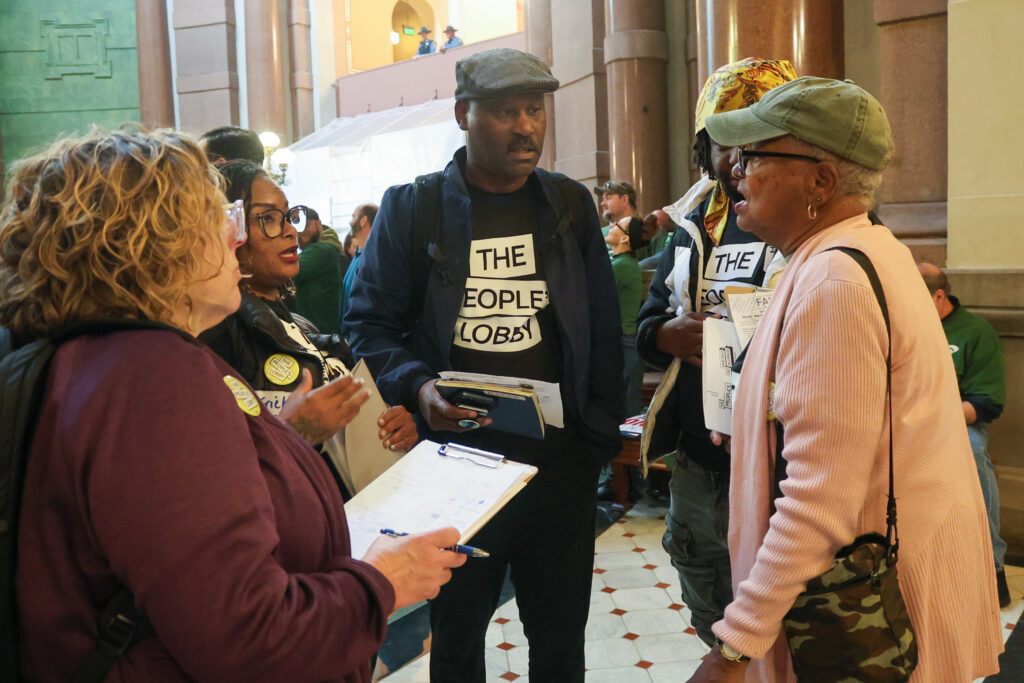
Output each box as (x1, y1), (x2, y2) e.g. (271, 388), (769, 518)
(635, 57), (795, 646)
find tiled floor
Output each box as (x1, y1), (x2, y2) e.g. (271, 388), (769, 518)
(383, 495), (1024, 682)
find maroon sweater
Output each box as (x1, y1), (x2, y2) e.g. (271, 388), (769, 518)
(17, 330), (395, 682)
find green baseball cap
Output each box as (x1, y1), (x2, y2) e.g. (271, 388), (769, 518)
(703, 76), (894, 171)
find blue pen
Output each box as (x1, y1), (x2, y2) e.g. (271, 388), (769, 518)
(379, 529), (491, 558)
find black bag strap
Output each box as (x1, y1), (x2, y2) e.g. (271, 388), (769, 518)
(409, 172), (449, 327)
(71, 588), (153, 683)
(824, 247), (898, 565)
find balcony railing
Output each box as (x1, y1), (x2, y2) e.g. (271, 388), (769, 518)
(335, 32), (525, 118)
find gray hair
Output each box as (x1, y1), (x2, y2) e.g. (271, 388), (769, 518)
(789, 137), (890, 210)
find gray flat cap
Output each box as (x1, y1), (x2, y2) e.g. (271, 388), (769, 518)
(455, 48), (559, 100)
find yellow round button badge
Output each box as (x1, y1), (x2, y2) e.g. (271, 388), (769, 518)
(264, 353), (300, 386)
(223, 376), (261, 416)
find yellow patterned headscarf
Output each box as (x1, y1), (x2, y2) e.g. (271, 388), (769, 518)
(695, 58), (797, 244)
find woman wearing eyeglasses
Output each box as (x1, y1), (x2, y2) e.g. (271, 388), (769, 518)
(685, 77), (1001, 682)
(201, 161), (418, 495)
(3, 129), (463, 681)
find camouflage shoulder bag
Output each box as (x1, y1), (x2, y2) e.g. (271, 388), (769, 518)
(780, 247), (918, 682)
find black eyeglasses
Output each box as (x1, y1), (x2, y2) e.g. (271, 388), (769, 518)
(738, 149), (820, 175)
(251, 205), (310, 239)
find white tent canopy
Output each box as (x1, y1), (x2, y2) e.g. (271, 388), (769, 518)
(283, 98), (464, 232)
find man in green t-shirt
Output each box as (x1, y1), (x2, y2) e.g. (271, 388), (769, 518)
(595, 179), (669, 263)
(294, 208), (342, 334)
(605, 215), (650, 416)
(919, 263), (1010, 607)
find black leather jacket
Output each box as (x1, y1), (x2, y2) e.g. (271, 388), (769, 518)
(201, 292), (354, 396)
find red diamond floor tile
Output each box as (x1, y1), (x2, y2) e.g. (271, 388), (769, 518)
(669, 603), (685, 611)
(593, 568), (606, 574)
(623, 532), (635, 537)
(497, 642), (516, 651)
(494, 617), (510, 624)
(685, 627), (697, 635)
(602, 587), (616, 593)
(643, 564), (657, 570)
(632, 547), (646, 553)
(499, 672), (520, 680)
(655, 582), (670, 589)
(635, 660), (654, 669)
(1008, 623), (1016, 630)
(623, 632), (639, 640)
(611, 608), (627, 615)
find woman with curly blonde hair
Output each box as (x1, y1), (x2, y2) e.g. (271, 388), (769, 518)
(2, 128), (463, 682)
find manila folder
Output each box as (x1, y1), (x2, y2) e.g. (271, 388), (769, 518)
(344, 440), (538, 560)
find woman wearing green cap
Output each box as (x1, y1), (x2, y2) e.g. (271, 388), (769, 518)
(687, 77), (1002, 682)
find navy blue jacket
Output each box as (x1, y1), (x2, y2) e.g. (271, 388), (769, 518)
(345, 148), (624, 462)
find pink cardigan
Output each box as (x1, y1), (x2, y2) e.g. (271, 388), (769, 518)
(714, 215), (1003, 681)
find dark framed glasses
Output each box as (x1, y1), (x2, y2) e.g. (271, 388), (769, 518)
(251, 205), (310, 239)
(738, 149), (820, 175)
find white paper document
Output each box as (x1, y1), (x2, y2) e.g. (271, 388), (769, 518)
(727, 289), (774, 349)
(439, 370), (563, 428)
(701, 317), (741, 435)
(344, 440), (538, 560)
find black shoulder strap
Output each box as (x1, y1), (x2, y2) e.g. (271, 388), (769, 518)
(552, 177), (587, 246)
(409, 172), (449, 326)
(824, 247), (898, 564)
(70, 587), (153, 683)
(0, 319), (168, 682)
(770, 247), (897, 563)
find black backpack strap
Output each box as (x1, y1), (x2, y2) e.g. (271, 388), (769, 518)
(409, 172), (448, 326)
(71, 588), (153, 683)
(551, 177), (587, 247)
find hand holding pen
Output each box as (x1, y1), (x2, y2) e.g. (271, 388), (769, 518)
(380, 529), (490, 558)
(361, 527), (467, 610)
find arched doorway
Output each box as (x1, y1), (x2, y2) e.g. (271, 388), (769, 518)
(391, 0), (434, 62)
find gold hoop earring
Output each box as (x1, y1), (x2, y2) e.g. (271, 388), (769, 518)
(807, 201), (818, 221)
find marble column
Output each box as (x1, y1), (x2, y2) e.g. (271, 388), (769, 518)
(288, 0), (315, 139)
(548, 0), (609, 192)
(604, 0), (670, 213)
(694, 0), (843, 85)
(245, 0), (288, 142)
(172, 0), (240, 134)
(136, 0), (175, 128)
(525, 0), (556, 173)
(874, 0), (948, 265)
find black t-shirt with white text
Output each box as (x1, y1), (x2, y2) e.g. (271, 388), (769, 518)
(448, 180), (561, 383)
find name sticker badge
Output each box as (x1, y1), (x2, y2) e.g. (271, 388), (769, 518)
(264, 353), (300, 385)
(223, 376), (261, 416)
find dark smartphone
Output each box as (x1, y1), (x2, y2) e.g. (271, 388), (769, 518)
(449, 389), (497, 415)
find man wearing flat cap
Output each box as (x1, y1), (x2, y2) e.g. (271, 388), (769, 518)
(345, 48), (624, 682)
(415, 26), (435, 56)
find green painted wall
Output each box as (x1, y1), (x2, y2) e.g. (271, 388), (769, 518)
(0, 0), (140, 174)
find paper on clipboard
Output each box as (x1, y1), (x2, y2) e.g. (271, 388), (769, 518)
(439, 370), (563, 428)
(344, 440), (537, 560)
(701, 317), (741, 435)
